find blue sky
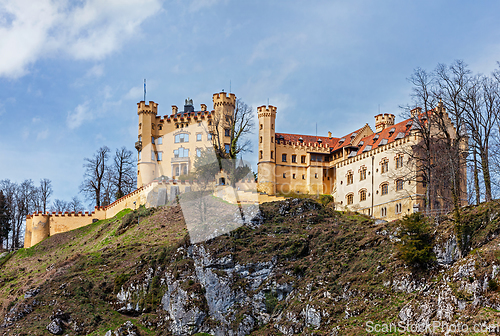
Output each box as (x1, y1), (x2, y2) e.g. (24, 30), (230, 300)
(1, 0), (500, 207)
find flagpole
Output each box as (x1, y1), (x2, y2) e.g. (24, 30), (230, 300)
(144, 79), (146, 102)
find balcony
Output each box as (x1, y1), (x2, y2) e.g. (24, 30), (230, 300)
(135, 141), (142, 151)
(171, 157), (190, 163)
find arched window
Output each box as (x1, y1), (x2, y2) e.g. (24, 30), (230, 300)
(359, 189), (367, 201)
(347, 193), (354, 205)
(174, 134), (189, 143)
(395, 203), (402, 214)
(260, 124), (263, 130)
(259, 151), (263, 159)
(396, 179), (404, 191)
(381, 207), (387, 217)
(360, 166), (367, 181)
(260, 136), (263, 143)
(396, 154), (403, 168)
(381, 183), (389, 195)
(381, 158), (389, 173)
(346, 171), (354, 185)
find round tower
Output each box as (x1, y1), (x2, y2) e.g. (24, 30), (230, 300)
(137, 101), (159, 188)
(31, 213), (49, 246)
(212, 92), (236, 148)
(257, 105), (277, 195)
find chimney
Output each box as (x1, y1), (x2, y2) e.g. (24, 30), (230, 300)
(201, 104), (207, 111)
(328, 131), (332, 138)
(411, 107), (422, 118)
(375, 113), (395, 132)
(172, 105), (178, 114)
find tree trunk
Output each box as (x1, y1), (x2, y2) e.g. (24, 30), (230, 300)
(473, 149), (481, 205)
(480, 148), (492, 202)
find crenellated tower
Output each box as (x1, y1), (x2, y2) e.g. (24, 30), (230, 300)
(212, 92), (236, 150)
(137, 101), (159, 188)
(257, 105), (277, 195)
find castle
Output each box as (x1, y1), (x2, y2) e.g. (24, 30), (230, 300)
(257, 102), (467, 221)
(24, 91), (466, 247)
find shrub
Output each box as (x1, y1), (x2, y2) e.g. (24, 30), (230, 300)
(319, 194), (334, 205)
(265, 291), (278, 314)
(489, 279), (498, 291)
(396, 213), (435, 267)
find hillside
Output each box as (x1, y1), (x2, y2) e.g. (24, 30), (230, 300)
(1, 199), (500, 335)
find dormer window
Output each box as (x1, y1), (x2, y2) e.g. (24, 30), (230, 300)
(379, 139), (388, 146)
(339, 138), (345, 143)
(317, 138), (322, 143)
(351, 132), (357, 138)
(373, 134), (379, 142)
(388, 127), (395, 136)
(298, 137), (303, 143)
(358, 141), (364, 146)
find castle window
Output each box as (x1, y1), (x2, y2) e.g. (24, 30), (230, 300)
(208, 133), (213, 140)
(197, 133), (202, 141)
(292, 155), (297, 163)
(139, 123), (142, 130)
(271, 137), (274, 143)
(360, 189), (367, 201)
(260, 151), (263, 159)
(302, 174), (305, 179)
(209, 121), (212, 126)
(283, 173), (286, 178)
(225, 129), (230, 136)
(301, 156), (306, 164)
(138, 151), (141, 161)
(157, 152), (163, 161)
(196, 148), (201, 157)
(271, 151), (274, 159)
(396, 179), (404, 191)
(347, 171), (353, 185)
(282, 154), (287, 162)
(225, 144), (230, 153)
(260, 124), (263, 130)
(360, 167), (367, 181)
(293, 173), (296, 179)
(396, 155), (403, 168)
(381, 207), (387, 217)
(395, 203), (402, 214)
(176, 124), (179, 128)
(152, 136), (155, 144)
(271, 124), (274, 130)
(347, 193), (354, 205)
(381, 183), (389, 195)
(174, 147), (189, 158)
(152, 124), (155, 130)
(157, 137), (163, 145)
(381, 159), (388, 173)
(198, 122), (202, 127)
(315, 173), (318, 178)
(175, 134), (189, 143)
(159, 124), (162, 130)
(260, 136), (263, 143)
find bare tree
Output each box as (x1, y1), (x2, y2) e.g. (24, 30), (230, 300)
(433, 60), (470, 222)
(38, 178), (53, 213)
(209, 98), (254, 185)
(0, 191), (11, 250)
(68, 196), (84, 213)
(12, 180), (36, 248)
(51, 199), (70, 213)
(80, 146), (110, 207)
(112, 147), (136, 199)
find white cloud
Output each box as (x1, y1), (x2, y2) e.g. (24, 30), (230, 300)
(85, 64), (104, 78)
(37, 129), (49, 140)
(124, 86), (144, 101)
(67, 101), (92, 129)
(32, 117), (41, 123)
(0, 0), (162, 78)
(189, 0), (226, 12)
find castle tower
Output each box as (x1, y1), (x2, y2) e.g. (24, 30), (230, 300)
(212, 92), (236, 152)
(257, 105), (277, 195)
(137, 101), (159, 188)
(30, 213), (50, 246)
(374, 113), (395, 132)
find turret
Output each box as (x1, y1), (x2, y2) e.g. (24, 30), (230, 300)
(374, 113), (395, 132)
(257, 105), (277, 195)
(137, 101), (159, 188)
(212, 92), (236, 148)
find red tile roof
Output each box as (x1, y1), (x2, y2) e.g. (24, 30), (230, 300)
(275, 133), (340, 148)
(355, 117), (413, 154)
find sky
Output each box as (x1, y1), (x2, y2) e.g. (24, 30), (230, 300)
(1, 0), (500, 208)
